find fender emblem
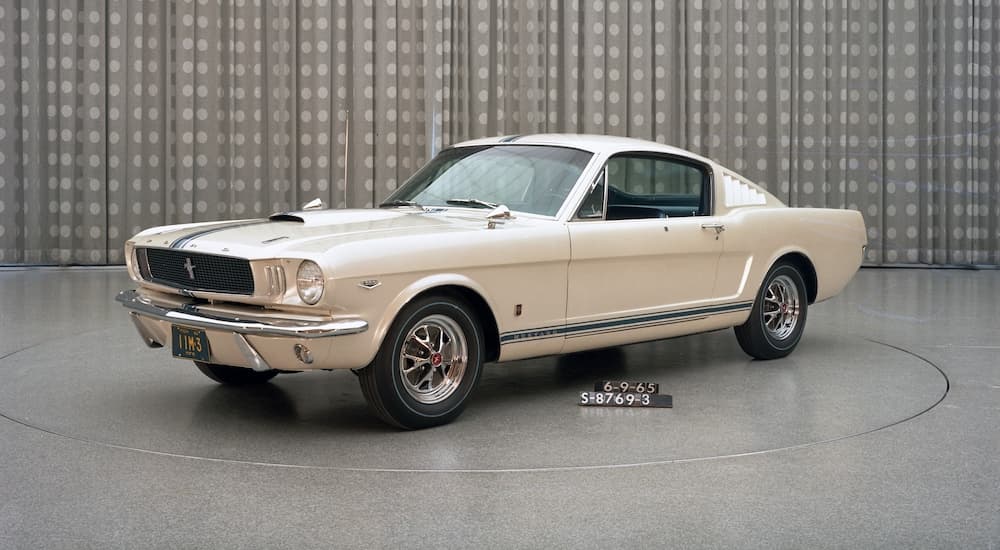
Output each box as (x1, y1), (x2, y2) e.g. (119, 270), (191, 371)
(359, 279), (381, 290)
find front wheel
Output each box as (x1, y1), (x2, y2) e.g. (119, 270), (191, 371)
(194, 362), (279, 385)
(734, 262), (808, 360)
(358, 295), (484, 429)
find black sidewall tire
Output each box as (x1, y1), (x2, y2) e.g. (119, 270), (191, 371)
(362, 296), (484, 429)
(735, 263), (808, 359)
(761, 264), (808, 352)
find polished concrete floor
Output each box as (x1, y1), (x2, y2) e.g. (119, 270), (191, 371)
(0, 267), (997, 548)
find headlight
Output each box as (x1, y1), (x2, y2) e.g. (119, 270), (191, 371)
(296, 260), (325, 305)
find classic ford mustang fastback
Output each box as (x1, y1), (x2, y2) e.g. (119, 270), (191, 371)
(118, 134), (866, 428)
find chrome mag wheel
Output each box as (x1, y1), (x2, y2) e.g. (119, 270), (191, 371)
(762, 274), (801, 341)
(398, 314), (469, 404)
(734, 261), (808, 360)
(358, 295), (484, 429)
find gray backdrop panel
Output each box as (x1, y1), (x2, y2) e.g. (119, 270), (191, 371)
(0, 1), (996, 265)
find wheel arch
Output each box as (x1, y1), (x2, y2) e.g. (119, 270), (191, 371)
(410, 285), (501, 363)
(373, 275), (502, 364)
(774, 251), (818, 304)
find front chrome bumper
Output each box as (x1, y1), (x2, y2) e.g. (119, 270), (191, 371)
(116, 289), (370, 372)
(115, 290), (368, 338)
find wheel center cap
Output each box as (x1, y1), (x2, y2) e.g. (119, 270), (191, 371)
(431, 353), (443, 366)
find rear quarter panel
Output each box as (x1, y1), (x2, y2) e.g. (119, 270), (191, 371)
(716, 207), (867, 307)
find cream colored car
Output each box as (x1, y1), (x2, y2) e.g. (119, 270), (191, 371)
(118, 134), (866, 429)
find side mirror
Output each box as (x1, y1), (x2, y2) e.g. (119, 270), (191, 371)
(486, 205), (514, 229)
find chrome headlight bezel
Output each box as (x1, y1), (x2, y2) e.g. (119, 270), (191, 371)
(296, 260), (325, 305)
(125, 243), (141, 282)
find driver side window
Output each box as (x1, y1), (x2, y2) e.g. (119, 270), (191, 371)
(604, 155), (709, 220)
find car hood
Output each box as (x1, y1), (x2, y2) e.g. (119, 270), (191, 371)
(131, 208), (544, 259)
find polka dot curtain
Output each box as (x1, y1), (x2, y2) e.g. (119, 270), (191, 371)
(0, 1), (997, 265)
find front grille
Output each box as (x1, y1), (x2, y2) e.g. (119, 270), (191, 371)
(138, 248), (255, 295)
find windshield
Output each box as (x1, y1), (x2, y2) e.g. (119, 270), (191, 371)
(386, 145), (593, 216)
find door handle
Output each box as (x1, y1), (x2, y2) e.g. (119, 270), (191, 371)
(700, 223), (726, 235)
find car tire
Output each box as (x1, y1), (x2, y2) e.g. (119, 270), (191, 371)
(358, 295), (484, 430)
(194, 361), (279, 385)
(734, 261), (809, 360)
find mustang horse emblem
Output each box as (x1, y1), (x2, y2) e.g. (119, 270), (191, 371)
(183, 258), (196, 280)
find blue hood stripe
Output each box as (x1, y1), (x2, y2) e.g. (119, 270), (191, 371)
(170, 220), (271, 249)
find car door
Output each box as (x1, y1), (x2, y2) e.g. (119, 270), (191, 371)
(564, 152), (725, 351)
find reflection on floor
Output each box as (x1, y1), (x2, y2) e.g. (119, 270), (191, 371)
(0, 267), (997, 547)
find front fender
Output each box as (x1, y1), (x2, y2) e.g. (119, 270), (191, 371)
(365, 273), (500, 365)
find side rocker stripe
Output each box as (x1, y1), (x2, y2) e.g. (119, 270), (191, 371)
(499, 301), (752, 344)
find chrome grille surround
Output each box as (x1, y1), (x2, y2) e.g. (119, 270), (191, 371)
(137, 248), (255, 295)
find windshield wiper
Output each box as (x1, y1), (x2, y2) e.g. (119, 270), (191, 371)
(445, 198), (498, 209)
(378, 199), (424, 209)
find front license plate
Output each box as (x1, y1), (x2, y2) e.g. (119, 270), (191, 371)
(171, 325), (210, 361)
(579, 392), (673, 408)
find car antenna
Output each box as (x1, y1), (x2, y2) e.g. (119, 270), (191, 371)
(343, 109), (350, 208)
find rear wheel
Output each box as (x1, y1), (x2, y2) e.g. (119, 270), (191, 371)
(734, 262), (808, 360)
(194, 362), (279, 385)
(358, 295), (484, 430)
